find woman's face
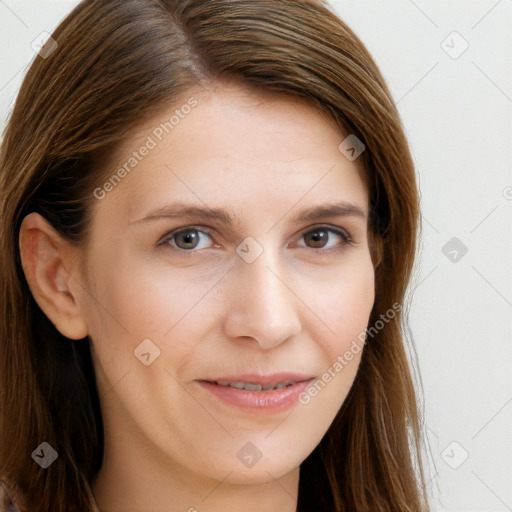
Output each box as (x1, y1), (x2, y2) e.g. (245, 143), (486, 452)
(77, 82), (375, 487)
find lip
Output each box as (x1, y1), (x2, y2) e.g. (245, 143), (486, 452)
(196, 373), (316, 414)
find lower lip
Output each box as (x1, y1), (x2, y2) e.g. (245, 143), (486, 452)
(197, 379), (315, 414)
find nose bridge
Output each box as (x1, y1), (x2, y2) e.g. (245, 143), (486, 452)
(223, 240), (301, 348)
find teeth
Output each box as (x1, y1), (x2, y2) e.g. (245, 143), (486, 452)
(244, 383), (263, 391)
(215, 380), (296, 391)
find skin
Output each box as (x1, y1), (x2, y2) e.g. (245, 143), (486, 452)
(19, 81), (375, 512)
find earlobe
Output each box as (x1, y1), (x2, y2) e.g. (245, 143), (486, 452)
(18, 212), (89, 341)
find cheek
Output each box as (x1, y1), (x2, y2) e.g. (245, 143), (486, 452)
(313, 254), (375, 355)
(298, 259), (374, 418)
(85, 254), (218, 369)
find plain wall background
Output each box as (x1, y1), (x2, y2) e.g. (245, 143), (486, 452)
(1, 1), (511, 511)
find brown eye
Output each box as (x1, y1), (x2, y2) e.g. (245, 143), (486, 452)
(304, 228), (329, 248)
(299, 226), (351, 251)
(174, 229), (201, 249)
(160, 227), (214, 251)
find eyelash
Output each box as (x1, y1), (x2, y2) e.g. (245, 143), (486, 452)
(158, 225), (354, 256)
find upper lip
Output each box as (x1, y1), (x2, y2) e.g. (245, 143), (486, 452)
(199, 372), (315, 384)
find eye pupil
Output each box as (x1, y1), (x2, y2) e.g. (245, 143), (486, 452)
(305, 229), (328, 248)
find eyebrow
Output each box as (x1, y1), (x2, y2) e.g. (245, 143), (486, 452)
(131, 200), (367, 228)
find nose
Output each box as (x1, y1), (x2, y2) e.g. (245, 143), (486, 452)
(222, 246), (302, 349)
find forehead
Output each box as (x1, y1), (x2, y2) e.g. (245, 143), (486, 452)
(94, 82), (369, 222)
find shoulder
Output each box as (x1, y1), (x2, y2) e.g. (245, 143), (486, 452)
(0, 478), (24, 512)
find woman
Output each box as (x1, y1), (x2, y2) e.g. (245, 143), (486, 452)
(0, 0), (430, 510)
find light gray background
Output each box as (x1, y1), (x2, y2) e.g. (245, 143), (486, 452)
(1, 1), (511, 511)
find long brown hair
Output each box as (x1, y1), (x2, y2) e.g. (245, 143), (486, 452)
(0, 0), (430, 510)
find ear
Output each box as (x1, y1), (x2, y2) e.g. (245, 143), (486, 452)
(18, 212), (88, 340)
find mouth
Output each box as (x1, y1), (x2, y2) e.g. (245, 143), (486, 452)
(205, 379), (299, 391)
(196, 373), (316, 413)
